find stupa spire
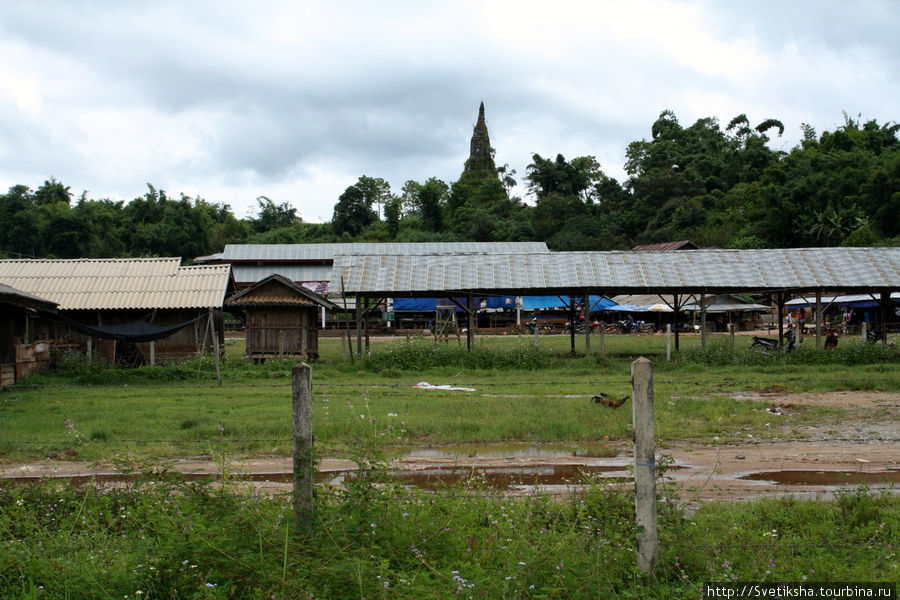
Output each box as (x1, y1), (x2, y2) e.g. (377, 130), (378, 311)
(463, 102), (496, 174)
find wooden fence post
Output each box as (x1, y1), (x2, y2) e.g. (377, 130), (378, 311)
(292, 363), (314, 537)
(728, 322), (735, 351)
(631, 357), (658, 575)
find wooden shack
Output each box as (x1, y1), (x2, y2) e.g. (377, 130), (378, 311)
(0, 258), (233, 367)
(225, 274), (339, 362)
(0, 283), (59, 388)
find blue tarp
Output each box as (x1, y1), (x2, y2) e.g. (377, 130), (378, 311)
(522, 295), (618, 311)
(393, 297), (485, 312)
(484, 296), (517, 309)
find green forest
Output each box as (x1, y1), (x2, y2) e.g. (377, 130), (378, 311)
(2, 110), (898, 261)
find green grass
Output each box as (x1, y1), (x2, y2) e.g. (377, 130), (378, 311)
(1, 334), (898, 598)
(1, 334), (897, 462)
(1, 469), (896, 599)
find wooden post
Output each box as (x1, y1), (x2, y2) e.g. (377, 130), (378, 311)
(631, 357), (658, 575)
(568, 298), (576, 356)
(665, 324), (672, 361)
(292, 363), (314, 537)
(600, 321), (606, 356)
(355, 296), (363, 360)
(777, 292), (785, 344)
(700, 293), (707, 350)
(672, 293), (680, 351)
(466, 294), (475, 352)
(815, 292), (823, 349)
(534, 317), (540, 349)
(209, 309), (222, 386)
(300, 316), (308, 360)
(729, 322), (735, 351)
(583, 293), (591, 357)
(149, 341), (156, 366)
(861, 321), (868, 343)
(364, 299), (371, 356)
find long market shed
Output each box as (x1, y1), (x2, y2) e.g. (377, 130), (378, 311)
(329, 247), (900, 354)
(0, 258), (232, 366)
(198, 242), (549, 290)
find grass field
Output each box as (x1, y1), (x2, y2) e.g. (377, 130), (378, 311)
(0, 333), (898, 599)
(1, 334), (896, 462)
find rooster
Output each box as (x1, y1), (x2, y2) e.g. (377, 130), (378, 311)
(592, 393), (628, 408)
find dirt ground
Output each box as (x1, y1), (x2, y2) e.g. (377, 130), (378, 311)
(3, 391), (898, 504)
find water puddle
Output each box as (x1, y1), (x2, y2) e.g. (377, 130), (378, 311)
(3, 471), (328, 487)
(398, 441), (619, 460)
(4, 464), (636, 490)
(739, 469), (900, 486)
(356, 464), (631, 490)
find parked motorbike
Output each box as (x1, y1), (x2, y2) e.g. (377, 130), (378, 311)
(751, 327), (796, 353)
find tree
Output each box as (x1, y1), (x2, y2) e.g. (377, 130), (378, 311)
(33, 177), (73, 206)
(354, 175), (392, 219)
(332, 183), (376, 237)
(419, 178), (448, 232)
(525, 154), (601, 203)
(250, 196), (300, 233)
(383, 197), (401, 239)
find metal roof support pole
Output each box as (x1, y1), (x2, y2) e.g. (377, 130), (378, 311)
(700, 293), (707, 350)
(583, 293), (591, 357)
(815, 292), (822, 349)
(776, 292), (785, 344)
(364, 298), (371, 356)
(466, 294), (474, 352)
(880, 291), (891, 345)
(568, 296), (576, 356)
(355, 295), (362, 360)
(673, 293), (680, 351)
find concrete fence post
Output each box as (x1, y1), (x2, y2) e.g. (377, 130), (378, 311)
(665, 324), (672, 361)
(631, 357), (658, 575)
(292, 363), (314, 537)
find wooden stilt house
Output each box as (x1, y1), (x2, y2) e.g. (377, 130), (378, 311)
(225, 274), (339, 362)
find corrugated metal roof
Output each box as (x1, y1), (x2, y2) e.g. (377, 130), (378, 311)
(0, 259), (231, 310)
(0, 282), (58, 311)
(330, 248), (900, 296)
(221, 242), (549, 261)
(232, 264), (332, 285)
(632, 241), (699, 252)
(226, 274), (339, 311)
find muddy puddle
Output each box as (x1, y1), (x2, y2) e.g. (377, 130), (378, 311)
(397, 441), (620, 460)
(3, 464), (633, 490)
(361, 464), (632, 489)
(739, 469), (900, 486)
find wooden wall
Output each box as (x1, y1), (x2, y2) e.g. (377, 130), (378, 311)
(245, 306), (319, 360)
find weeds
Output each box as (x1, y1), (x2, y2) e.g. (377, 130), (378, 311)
(2, 468), (896, 599)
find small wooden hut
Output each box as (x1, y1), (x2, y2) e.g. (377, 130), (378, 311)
(0, 283), (58, 388)
(225, 274), (339, 362)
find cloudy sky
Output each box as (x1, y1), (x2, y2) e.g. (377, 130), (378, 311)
(2, 1), (898, 222)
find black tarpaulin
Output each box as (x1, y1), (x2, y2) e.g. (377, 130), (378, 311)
(58, 314), (206, 343)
